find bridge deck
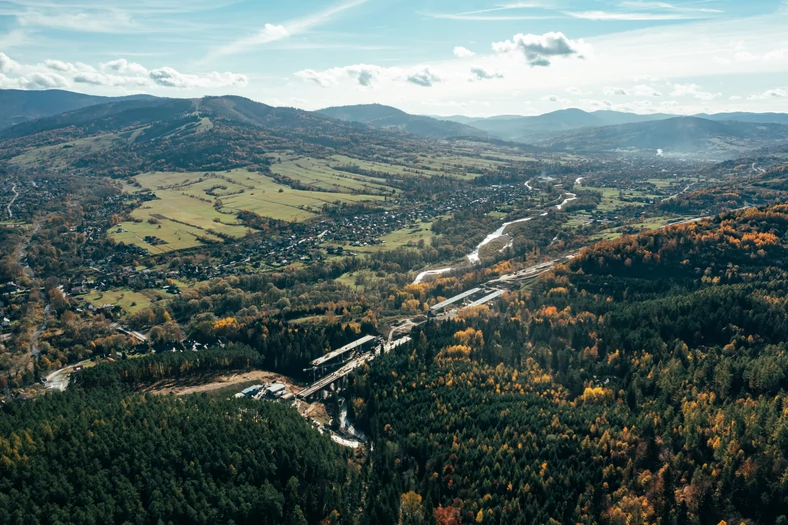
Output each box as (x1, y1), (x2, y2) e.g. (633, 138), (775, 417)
(430, 288), (482, 312)
(310, 334), (377, 367)
(463, 289), (505, 309)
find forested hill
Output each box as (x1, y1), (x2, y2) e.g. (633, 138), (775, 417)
(347, 204), (788, 524)
(0, 388), (357, 525)
(318, 104), (488, 140)
(0, 88), (157, 129)
(0, 95), (428, 177)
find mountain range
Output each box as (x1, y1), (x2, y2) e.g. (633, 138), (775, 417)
(317, 104), (487, 139)
(0, 89), (156, 130)
(535, 116), (788, 158)
(2, 89), (788, 160)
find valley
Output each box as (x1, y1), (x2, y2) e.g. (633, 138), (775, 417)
(2, 90), (788, 525)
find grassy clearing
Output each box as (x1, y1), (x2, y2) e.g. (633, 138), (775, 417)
(115, 169), (386, 252)
(10, 133), (120, 169)
(83, 289), (159, 313)
(352, 222), (435, 254)
(271, 155), (395, 194)
(584, 186), (656, 212)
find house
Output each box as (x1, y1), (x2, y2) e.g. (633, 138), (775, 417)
(241, 384), (264, 397)
(265, 383), (287, 398)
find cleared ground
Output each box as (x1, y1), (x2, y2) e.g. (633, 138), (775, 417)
(82, 289), (160, 313)
(145, 369), (302, 396)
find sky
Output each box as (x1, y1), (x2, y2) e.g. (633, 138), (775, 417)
(0, 0), (787, 117)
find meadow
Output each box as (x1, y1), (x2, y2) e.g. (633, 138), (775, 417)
(112, 168), (387, 252)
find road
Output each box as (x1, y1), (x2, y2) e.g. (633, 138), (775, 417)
(663, 182), (696, 202)
(7, 183), (18, 219)
(30, 304), (50, 358)
(298, 352), (374, 399)
(44, 359), (92, 391)
(16, 219), (42, 279)
(110, 323), (149, 343)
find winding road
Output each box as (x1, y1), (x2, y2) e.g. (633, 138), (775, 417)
(7, 184), (18, 219)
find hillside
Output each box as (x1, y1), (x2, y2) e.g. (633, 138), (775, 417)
(0, 88), (156, 129)
(318, 103), (488, 139)
(697, 112), (788, 125)
(0, 95), (422, 177)
(348, 203), (788, 524)
(537, 116), (788, 157)
(442, 109), (672, 142)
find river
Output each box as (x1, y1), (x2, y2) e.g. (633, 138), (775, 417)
(411, 189), (580, 282)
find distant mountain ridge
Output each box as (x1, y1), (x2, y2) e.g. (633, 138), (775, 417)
(317, 104), (488, 139)
(438, 109), (788, 143)
(536, 116), (788, 158)
(0, 89), (157, 129)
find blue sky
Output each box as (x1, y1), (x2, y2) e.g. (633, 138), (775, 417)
(0, 0), (787, 116)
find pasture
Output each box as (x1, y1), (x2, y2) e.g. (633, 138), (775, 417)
(113, 169), (386, 253)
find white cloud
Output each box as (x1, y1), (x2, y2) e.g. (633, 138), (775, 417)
(0, 52), (21, 73)
(0, 71), (69, 89)
(670, 83), (721, 100)
(604, 86), (629, 96)
(579, 98), (612, 108)
(633, 84), (662, 97)
(295, 64), (384, 87)
(453, 46), (475, 58)
(541, 95), (571, 104)
(748, 88), (787, 100)
(0, 53), (247, 91)
(149, 67), (247, 88)
(210, 0), (366, 59)
(102, 58), (149, 76)
(470, 67), (504, 81)
(765, 88), (787, 98)
(407, 67), (441, 87)
(566, 86), (583, 95)
(492, 31), (589, 67)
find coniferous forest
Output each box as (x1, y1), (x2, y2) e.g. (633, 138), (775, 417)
(3, 205), (788, 523)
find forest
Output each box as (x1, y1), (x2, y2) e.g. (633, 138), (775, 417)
(345, 205), (788, 525)
(0, 388), (357, 525)
(3, 204), (788, 524)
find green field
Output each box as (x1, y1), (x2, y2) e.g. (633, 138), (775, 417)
(352, 222), (436, 254)
(583, 186), (658, 212)
(114, 169), (386, 253)
(271, 156), (395, 194)
(83, 289), (159, 313)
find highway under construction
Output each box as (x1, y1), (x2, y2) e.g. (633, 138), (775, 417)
(296, 257), (572, 400)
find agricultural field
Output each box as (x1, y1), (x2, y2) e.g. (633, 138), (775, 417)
(351, 222), (436, 253)
(112, 169), (386, 252)
(270, 155), (395, 194)
(82, 289), (160, 313)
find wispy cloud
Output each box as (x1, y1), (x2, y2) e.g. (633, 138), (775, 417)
(421, 12), (556, 21)
(565, 11), (704, 20)
(208, 0), (367, 60)
(566, 1), (723, 21)
(420, 2), (556, 21)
